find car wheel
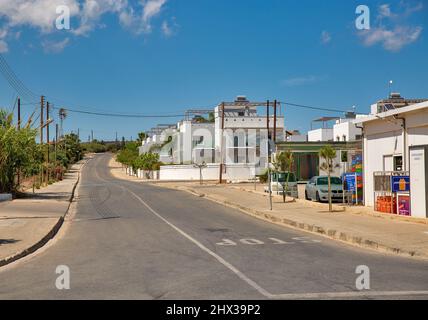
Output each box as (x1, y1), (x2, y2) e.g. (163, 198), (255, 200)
(316, 191), (320, 202)
(305, 190), (310, 200)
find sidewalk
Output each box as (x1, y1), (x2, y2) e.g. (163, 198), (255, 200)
(152, 181), (428, 260)
(0, 157), (89, 267)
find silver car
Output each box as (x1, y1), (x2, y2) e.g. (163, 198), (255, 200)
(305, 176), (343, 202)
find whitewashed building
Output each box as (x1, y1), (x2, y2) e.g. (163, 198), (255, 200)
(356, 97), (428, 218)
(140, 96), (286, 181)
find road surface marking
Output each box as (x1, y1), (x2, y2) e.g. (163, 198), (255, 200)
(270, 290), (428, 299)
(240, 238), (264, 245)
(98, 172), (428, 300)
(269, 238), (295, 245)
(126, 188), (272, 298)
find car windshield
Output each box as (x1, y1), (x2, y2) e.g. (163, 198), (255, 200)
(317, 177), (342, 185)
(273, 173), (296, 183)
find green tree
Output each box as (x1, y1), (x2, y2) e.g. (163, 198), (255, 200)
(319, 145), (337, 212)
(133, 153), (160, 179)
(62, 133), (83, 164)
(0, 109), (39, 193)
(116, 141), (139, 172)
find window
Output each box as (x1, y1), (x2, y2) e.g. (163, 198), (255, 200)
(317, 177), (342, 185)
(394, 155), (403, 171)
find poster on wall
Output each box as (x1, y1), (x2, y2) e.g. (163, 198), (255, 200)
(397, 194), (411, 216)
(391, 176), (410, 193)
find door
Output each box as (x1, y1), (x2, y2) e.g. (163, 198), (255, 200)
(410, 146), (428, 218)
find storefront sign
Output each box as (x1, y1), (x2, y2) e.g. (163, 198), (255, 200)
(397, 195), (411, 216)
(391, 176), (410, 192)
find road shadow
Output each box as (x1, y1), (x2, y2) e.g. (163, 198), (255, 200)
(0, 239), (20, 245)
(15, 192), (70, 201)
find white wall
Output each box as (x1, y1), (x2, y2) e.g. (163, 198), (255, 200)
(333, 121), (362, 142)
(363, 106), (428, 207)
(308, 128), (333, 142)
(160, 164), (257, 182)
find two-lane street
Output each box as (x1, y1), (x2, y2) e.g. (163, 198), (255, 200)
(0, 154), (427, 299)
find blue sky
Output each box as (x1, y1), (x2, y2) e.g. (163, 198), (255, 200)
(0, 0), (427, 141)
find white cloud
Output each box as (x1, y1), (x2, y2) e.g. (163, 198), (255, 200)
(358, 2), (424, 52)
(0, 0), (171, 52)
(0, 0), (80, 33)
(320, 30), (331, 44)
(360, 25), (422, 51)
(118, 0), (168, 34)
(161, 20), (172, 37)
(72, 0), (129, 36)
(42, 37), (70, 53)
(281, 75), (327, 87)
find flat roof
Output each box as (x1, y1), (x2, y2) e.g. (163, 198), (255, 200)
(356, 100), (428, 125)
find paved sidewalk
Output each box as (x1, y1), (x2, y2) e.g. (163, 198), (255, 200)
(0, 157), (90, 267)
(152, 181), (428, 260)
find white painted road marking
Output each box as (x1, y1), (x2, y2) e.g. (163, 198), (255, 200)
(100, 170), (428, 300)
(127, 188), (272, 298)
(215, 237), (321, 246)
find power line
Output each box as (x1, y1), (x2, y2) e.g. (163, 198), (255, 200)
(0, 54), (39, 101)
(50, 105), (186, 118)
(280, 101), (354, 114)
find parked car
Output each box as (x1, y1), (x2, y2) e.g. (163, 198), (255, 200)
(264, 172), (298, 198)
(305, 176), (343, 202)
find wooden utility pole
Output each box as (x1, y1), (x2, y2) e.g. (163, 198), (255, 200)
(40, 96), (44, 144)
(40, 96), (44, 186)
(273, 100), (277, 143)
(267, 100), (272, 210)
(55, 124), (58, 169)
(17, 98), (21, 130)
(46, 102), (50, 184)
(17, 97), (21, 187)
(219, 103), (225, 184)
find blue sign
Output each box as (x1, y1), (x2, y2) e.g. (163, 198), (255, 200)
(391, 176), (410, 193)
(344, 173), (356, 192)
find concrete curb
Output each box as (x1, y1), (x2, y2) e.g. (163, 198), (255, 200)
(0, 158), (89, 268)
(169, 185), (428, 261)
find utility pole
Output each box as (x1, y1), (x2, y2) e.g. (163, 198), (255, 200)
(273, 100), (277, 143)
(40, 96), (44, 186)
(17, 98), (21, 130)
(46, 102), (50, 184)
(91, 130), (94, 142)
(55, 124), (58, 174)
(267, 100), (272, 210)
(219, 103), (225, 184)
(40, 96), (44, 144)
(17, 97), (21, 187)
(77, 128), (80, 140)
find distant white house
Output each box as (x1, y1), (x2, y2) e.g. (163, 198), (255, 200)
(307, 113), (368, 143)
(139, 96), (286, 181)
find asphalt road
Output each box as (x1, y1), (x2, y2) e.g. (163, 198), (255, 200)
(0, 154), (427, 299)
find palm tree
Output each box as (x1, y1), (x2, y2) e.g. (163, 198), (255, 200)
(319, 145), (337, 212)
(58, 108), (67, 138)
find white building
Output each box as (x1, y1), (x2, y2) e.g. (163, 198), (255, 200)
(307, 113), (367, 143)
(214, 96), (284, 173)
(139, 96), (286, 181)
(356, 98), (428, 218)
